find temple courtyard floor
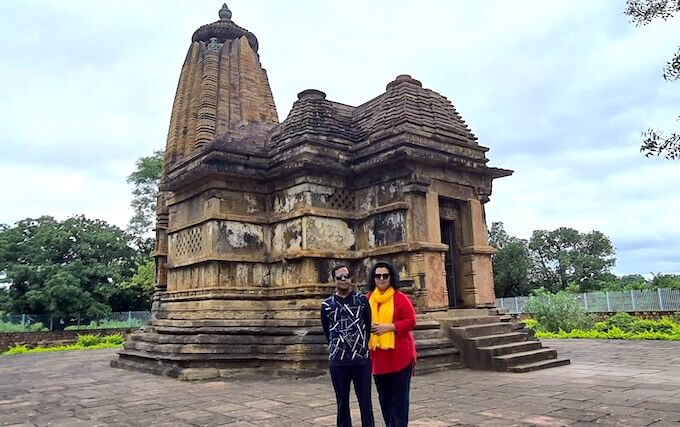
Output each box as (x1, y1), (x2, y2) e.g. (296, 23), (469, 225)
(1, 339), (679, 427)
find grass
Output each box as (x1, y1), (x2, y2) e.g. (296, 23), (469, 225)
(64, 319), (143, 330)
(523, 313), (680, 340)
(0, 321), (48, 332)
(2, 334), (124, 355)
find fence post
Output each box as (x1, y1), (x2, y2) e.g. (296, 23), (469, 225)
(514, 296), (519, 314)
(630, 289), (636, 311)
(657, 288), (664, 311)
(21, 313), (26, 327)
(128, 311), (132, 327)
(606, 291), (611, 312)
(583, 293), (589, 311)
(49, 316), (54, 331)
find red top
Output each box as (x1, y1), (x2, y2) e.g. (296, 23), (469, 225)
(367, 290), (417, 375)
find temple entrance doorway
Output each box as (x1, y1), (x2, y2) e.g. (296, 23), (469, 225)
(440, 218), (461, 308)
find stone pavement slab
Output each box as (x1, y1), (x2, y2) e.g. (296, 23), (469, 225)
(1, 339), (679, 426)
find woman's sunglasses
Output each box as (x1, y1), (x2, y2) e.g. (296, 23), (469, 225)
(374, 273), (390, 280)
(334, 274), (351, 281)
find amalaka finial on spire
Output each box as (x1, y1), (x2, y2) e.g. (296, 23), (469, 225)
(219, 3), (232, 20)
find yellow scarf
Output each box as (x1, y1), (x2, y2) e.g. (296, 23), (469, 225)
(369, 287), (395, 350)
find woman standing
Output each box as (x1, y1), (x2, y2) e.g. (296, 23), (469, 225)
(367, 261), (417, 427)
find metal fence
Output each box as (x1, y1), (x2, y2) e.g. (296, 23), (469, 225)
(0, 311), (152, 331)
(496, 288), (680, 314)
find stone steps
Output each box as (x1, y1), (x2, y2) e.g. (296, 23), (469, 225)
(444, 313), (569, 373)
(491, 348), (557, 370)
(413, 328), (447, 340)
(415, 337), (457, 350)
(151, 318), (320, 328)
(112, 350), (329, 380)
(130, 332), (325, 345)
(452, 322), (514, 337)
(412, 321), (462, 374)
(468, 332), (529, 347)
(478, 340), (543, 356)
(119, 345), (328, 359)
(508, 358), (571, 373)
(441, 309), (569, 372)
(446, 316), (501, 327)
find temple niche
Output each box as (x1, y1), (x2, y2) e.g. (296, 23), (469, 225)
(112, 5), (567, 379)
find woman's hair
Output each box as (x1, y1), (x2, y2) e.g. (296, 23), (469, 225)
(366, 261), (401, 291)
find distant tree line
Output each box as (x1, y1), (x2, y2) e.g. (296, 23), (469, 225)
(0, 151), (163, 325)
(489, 222), (680, 297)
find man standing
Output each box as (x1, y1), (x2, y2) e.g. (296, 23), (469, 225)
(321, 265), (374, 427)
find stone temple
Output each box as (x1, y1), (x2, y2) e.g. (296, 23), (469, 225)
(112, 4), (568, 379)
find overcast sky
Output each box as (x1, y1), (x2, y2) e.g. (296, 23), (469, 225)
(1, 0), (678, 276)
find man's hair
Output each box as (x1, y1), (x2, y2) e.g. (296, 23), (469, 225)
(332, 264), (351, 277)
(366, 261), (401, 291)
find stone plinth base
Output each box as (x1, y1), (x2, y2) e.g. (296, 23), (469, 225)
(110, 318), (329, 380)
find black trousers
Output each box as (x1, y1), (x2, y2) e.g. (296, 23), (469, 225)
(373, 362), (413, 427)
(329, 363), (374, 427)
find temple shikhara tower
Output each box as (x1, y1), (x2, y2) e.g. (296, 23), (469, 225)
(112, 5), (568, 379)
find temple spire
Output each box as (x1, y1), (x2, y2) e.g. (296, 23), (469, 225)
(163, 4), (278, 167)
(218, 3), (232, 20)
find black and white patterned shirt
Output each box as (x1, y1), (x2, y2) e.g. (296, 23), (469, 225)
(320, 291), (371, 366)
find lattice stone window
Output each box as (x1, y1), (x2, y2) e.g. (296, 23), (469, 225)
(172, 227), (203, 258)
(329, 189), (355, 211)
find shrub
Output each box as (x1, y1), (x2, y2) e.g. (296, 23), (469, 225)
(2, 334), (124, 355)
(629, 318), (675, 334)
(521, 318), (538, 330)
(76, 334), (103, 347)
(672, 312), (680, 324)
(596, 313), (680, 335)
(3, 344), (30, 355)
(525, 288), (594, 333)
(100, 334), (123, 345)
(538, 315), (680, 340)
(596, 312), (635, 332)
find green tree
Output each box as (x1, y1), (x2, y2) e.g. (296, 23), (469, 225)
(625, 0), (680, 159)
(650, 273), (680, 289)
(529, 227), (616, 292)
(127, 150), (163, 251)
(0, 216), (139, 320)
(117, 257), (155, 310)
(601, 274), (651, 291)
(488, 222), (533, 297)
(0, 286), (10, 314)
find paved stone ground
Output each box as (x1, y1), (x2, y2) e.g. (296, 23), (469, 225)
(1, 339), (680, 426)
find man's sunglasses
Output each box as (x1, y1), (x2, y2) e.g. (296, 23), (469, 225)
(334, 274), (351, 281)
(374, 273), (390, 280)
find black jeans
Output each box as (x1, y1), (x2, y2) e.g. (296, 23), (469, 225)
(329, 362), (374, 427)
(373, 362), (413, 427)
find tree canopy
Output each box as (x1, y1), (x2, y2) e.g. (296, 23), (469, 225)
(0, 216), (150, 320)
(488, 222), (532, 298)
(490, 223), (617, 296)
(625, 0), (680, 159)
(529, 228), (616, 292)
(127, 149), (163, 251)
